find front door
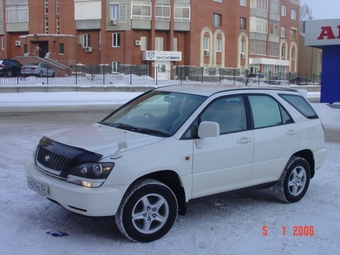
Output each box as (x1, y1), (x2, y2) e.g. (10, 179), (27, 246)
(155, 61), (170, 80)
(191, 95), (254, 198)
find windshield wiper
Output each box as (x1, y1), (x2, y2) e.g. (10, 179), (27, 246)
(100, 122), (169, 137)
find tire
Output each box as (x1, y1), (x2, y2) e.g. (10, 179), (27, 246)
(115, 179), (178, 242)
(274, 156), (311, 203)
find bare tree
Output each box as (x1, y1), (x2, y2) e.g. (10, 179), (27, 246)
(300, 4), (313, 21)
(300, 4), (313, 34)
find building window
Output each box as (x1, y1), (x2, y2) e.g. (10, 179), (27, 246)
(240, 17), (246, 29)
(203, 37), (210, 51)
(59, 43), (64, 54)
(131, 2), (151, 20)
(291, 48), (295, 59)
(216, 38), (222, 52)
(112, 33), (120, 47)
(250, 17), (268, 34)
(82, 34), (91, 48)
(56, 0), (59, 14)
(269, 42), (279, 56)
(281, 46), (286, 58)
(1, 37), (4, 50)
(24, 44), (27, 53)
(213, 14), (222, 27)
(240, 0), (246, 6)
(6, 5), (28, 23)
(56, 17), (60, 34)
(155, 37), (164, 51)
(155, 4), (170, 21)
(270, 23), (278, 36)
(281, 26), (286, 38)
(112, 61), (120, 72)
(250, 0), (268, 11)
(214, 0), (222, 3)
(270, 0), (279, 14)
(281, 5), (286, 16)
(173, 38), (178, 51)
(250, 39), (266, 55)
(45, 18), (49, 34)
(141, 36), (147, 51)
(290, 28), (297, 40)
(174, 4), (190, 22)
(112, 4), (120, 19)
(45, 0), (48, 14)
(291, 9), (297, 20)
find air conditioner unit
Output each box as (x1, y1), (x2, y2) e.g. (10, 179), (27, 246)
(85, 47), (93, 52)
(110, 19), (117, 26)
(15, 40), (21, 46)
(135, 40), (141, 46)
(204, 50), (210, 56)
(240, 52), (245, 59)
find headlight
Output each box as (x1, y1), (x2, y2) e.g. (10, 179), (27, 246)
(66, 162), (114, 187)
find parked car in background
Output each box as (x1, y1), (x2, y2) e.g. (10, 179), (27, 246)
(21, 62), (55, 77)
(25, 85), (327, 242)
(266, 76), (290, 85)
(243, 73), (267, 84)
(290, 77), (310, 85)
(0, 59), (22, 77)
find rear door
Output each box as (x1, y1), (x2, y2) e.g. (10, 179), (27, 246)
(247, 94), (299, 185)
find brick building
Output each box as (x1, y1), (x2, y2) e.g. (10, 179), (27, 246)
(0, 0), (300, 78)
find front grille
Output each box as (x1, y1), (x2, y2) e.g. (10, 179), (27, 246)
(36, 146), (71, 171)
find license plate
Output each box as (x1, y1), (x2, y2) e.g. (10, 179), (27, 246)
(27, 177), (48, 196)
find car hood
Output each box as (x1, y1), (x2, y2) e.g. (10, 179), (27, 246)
(49, 123), (164, 158)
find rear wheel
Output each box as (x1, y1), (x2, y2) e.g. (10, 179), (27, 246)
(115, 179), (178, 242)
(6, 70), (13, 77)
(274, 156), (311, 203)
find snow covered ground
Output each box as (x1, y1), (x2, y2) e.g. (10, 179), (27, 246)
(0, 88), (339, 255)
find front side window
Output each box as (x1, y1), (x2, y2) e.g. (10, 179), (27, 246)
(112, 33), (120, 47)
(248, 95), (293, 128)
(200, 96), (247, 134)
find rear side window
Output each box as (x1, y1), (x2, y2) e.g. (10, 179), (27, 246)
(280, 94), (318, 119)
(248, 95), (293, 129)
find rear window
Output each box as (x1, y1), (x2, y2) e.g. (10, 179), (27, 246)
(280, 94), (318, 119)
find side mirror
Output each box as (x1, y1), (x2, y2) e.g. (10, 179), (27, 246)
(198, 121), (220, 139)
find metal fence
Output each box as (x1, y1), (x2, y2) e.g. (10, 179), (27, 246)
(0, 65), (321, 86)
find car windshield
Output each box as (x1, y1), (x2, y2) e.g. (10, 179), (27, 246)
(100, 91), (206, 137)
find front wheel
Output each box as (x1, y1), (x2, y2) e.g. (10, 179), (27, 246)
(115, 179), (178, 242)
(274, 156), (311, 203)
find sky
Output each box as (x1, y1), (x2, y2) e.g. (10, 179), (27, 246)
(300, 0), (340, 20)
(0, 90), (340, 254)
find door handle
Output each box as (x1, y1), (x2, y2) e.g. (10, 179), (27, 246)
(237, 137), (252, 144)
(286, 129), (298, 135)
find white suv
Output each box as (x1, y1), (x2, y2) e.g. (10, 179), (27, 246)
(25, 85), (327, 242)
(243, 73), (267, 84)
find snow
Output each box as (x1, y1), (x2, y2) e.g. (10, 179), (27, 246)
(0, 87), (339, 255)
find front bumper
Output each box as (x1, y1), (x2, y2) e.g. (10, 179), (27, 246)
(25, 161), (128, 217)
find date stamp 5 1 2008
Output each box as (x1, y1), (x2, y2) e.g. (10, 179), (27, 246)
(262, 226), (314, 236)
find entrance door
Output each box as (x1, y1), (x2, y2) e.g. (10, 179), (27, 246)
(155, 61), (170, 80)
(39, 41), (49, 58)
